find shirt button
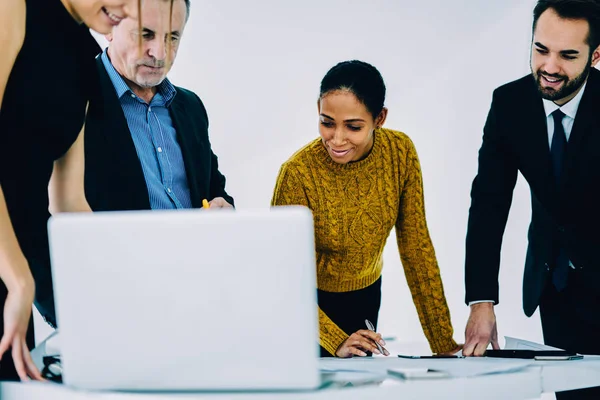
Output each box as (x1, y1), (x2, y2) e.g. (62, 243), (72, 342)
(157, 147), (162, 153)
(167, 188), (172, 193)
(148, 106), (152, 112)
(130, 93), (135, 98)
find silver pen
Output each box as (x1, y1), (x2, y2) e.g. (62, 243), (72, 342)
(365, 319), (386, 355)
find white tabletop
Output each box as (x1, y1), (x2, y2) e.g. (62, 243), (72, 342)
(5, 358), (600, 400)
(1, 369), (541, 400)
(538, 355), (600, 393)
(3, 339), (599, 400)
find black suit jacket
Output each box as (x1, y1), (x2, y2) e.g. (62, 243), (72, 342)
(465, 68), (600, 316)
(84, 57), (234, 211)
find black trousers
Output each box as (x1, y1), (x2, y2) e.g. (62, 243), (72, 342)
(540, 268), (600, 399)
(0, 280), (35, 381)
(317, 278), (382, 357)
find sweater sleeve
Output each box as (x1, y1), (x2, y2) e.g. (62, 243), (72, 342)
(271, 162), (309, 209)
(271, 162), (349, 356)
(395, 138), (458, 354)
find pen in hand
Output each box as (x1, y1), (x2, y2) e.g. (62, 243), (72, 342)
(365, 319), (390, 356)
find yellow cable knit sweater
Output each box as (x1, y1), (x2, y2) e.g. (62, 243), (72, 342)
(271, 128), (457, 356)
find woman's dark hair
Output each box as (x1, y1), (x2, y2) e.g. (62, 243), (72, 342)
(319, 60), (386, 120)
(533, 0), (600, 52)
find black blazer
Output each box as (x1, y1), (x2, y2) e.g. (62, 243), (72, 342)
(84, 57), (234, 212)
(465, 68), (600, 316)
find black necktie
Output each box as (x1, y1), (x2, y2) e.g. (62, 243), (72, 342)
(550, 109), (569, 291)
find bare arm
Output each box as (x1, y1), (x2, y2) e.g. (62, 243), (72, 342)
(0, 0), (31, 295)
(0, 0), (43, 380)
(0, 0), (25, 107)
(0, 190), (33, 296)
(49, 118), (92, 214)
(0, 0), (31, 318)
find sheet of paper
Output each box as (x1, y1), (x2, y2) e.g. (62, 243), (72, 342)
(45, 331), (61, 355)
(320, 356), (534, 379)
(320, 370), (390, 387)
(504, 336), (562, 351)
(30, 330), (60, 370)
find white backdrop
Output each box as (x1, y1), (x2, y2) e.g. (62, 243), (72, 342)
(38, 0), (571, 355)
(164, 0), (542, 346)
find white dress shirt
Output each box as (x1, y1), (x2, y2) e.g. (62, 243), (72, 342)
(542, 80), (587, 145)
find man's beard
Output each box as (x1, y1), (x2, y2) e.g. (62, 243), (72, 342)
(533, 59), (591, 101)
(135, 58), (167, 88)
(137, 77), (166, 88)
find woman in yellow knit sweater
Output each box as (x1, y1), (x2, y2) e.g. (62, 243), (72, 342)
(271, 60), (461, 358)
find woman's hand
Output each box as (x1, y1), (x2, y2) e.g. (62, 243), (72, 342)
(207, 197), (233, 209)
(335, 329), (390, 358)
(0, 279), (43, 381)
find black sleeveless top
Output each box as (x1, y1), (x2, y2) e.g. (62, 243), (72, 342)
(0, 0), (101, 319)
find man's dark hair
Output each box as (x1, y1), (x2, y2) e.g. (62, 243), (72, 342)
(183, 0), (190, 21)
(533, 0), (600, 52)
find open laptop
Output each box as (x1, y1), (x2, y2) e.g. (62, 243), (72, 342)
(47, 206), (320, 391)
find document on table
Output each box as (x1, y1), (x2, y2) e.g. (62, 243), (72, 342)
(320, 370), (390, 387)
(45, 331), (61, 355)
(504, 336), (562, 351)
(30, 330), (60, 371)
(319, 357), (534, 379)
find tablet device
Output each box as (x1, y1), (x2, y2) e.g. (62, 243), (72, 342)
(484, 350), (583, 360)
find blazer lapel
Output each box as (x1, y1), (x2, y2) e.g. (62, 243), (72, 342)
(95, 57), (151, 210)
(561, 69), (600, 192)
(519, 81), (558, 207)
(169, 97), (207, 208)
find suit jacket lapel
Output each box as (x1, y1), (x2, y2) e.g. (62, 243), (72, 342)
(95, 57), (151, 210)
(561, 69), (600, 192)
(169, 97), (206, 208)
(519, 79), (558, 207)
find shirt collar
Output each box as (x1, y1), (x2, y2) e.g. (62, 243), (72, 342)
(100, 48), (177, 106)
(542, 80), (587, 120)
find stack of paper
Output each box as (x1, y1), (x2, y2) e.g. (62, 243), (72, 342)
(503, 336), (562, 350)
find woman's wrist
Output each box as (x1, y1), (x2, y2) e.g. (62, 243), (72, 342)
(1, 254), (34, 296)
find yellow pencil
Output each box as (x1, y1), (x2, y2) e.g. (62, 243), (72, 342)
(202, 199), (210, 209)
